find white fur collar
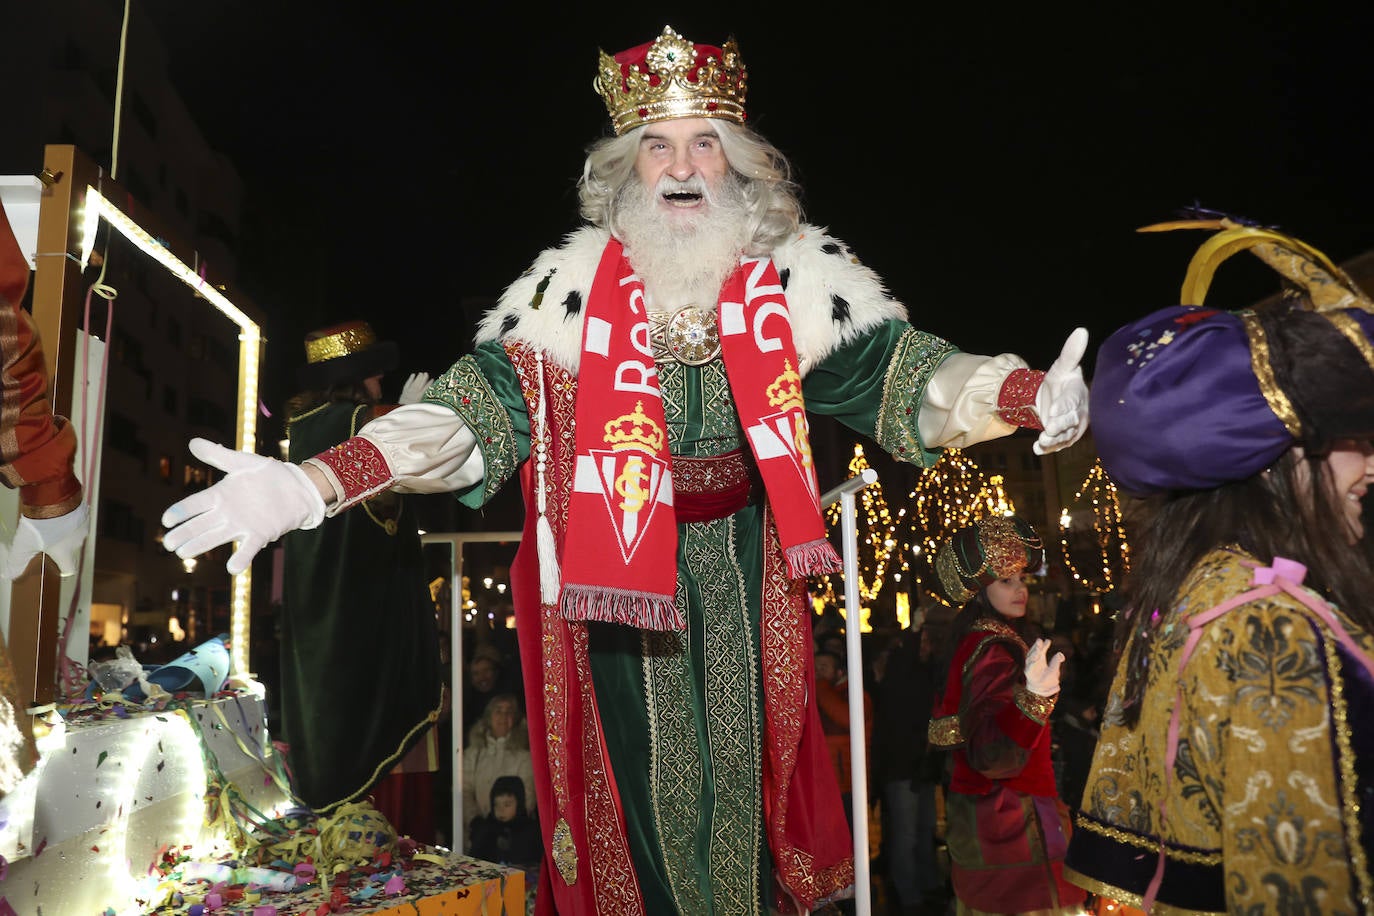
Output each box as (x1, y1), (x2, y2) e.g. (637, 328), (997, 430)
(474, 224), (908, 375)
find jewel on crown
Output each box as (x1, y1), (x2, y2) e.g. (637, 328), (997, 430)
(766, 361), (804, 412)
(604, 401), (667, 453)
(595, 25), (748, 136)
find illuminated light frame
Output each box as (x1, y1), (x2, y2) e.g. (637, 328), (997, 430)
(1058, 459), (1131, 595)
(80, 188), (261, 676)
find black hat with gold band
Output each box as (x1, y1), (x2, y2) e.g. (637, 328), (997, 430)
(932, 515), (1044, 606)
(297, 319), (398, 390)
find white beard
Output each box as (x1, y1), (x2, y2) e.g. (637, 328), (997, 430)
(613, 173), (751, 310)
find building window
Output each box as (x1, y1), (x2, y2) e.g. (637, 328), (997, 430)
(186, 396), (230, 435)
(106, 411), (148, 467)
(163, 385), (178, 416)
(100, 498), (144, 546)
(159, 455), (173, 482)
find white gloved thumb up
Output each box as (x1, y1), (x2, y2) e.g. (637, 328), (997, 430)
(397, 371), (432, 406)
(0, 502), (90, 579)
(161, 437), (326, 575)
(1033, 327), (1090, 456)
(1023, 637), (1065, 697)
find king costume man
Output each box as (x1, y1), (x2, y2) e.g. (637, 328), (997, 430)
(162, 26), (1093, 916)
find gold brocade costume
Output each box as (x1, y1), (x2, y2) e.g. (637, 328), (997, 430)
(1064, 547), (1374, 914)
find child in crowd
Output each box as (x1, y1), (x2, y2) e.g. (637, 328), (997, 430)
(469, 774), (542, 870)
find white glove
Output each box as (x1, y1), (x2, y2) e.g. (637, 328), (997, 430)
(161, 437), (326, 575)
(1023, 637), (1065, 697)
(397, 371), (432, 406)
(1033, 327), (1090, 456)
(0, 502), (90, 579)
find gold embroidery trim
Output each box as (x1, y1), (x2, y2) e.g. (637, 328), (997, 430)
(1072, 813), (1223, 865)
(671, 450), (751, 494)
(928, 714), (963, 748)
(1324, 310), (1374, 373)
(1014, 684), (1056, 723)
(1324, 626), (1374, 906)
(1240, 310), (1302, 437)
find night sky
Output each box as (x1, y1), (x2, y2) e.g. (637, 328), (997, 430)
(143, 3), (1374, 414)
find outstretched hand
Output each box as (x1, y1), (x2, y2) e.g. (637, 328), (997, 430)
(1034, 327), (1090, 455)
(161, 438), (326, 575)
(1023, 637), (1065, 697)
(397, 371), (432, 406)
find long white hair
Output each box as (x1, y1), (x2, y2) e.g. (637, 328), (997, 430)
(577, 119), (803, 255)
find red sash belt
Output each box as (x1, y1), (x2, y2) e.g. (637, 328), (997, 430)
(672, 450), (759, 523)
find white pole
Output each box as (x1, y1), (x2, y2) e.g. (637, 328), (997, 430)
(421, 531), (521, 853)
(822, 468), (877, 916)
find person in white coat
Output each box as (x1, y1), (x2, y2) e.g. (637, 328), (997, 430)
(462, 692), (536, 850)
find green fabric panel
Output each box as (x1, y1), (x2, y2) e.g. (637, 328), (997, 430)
(655, 358), (744, 457)
(577, 357), (770, 914)
(588, 505), (768, 916)
(282, 401), (444, 812)
(424, 342), (531, 509)
(803, 319), (956, 468)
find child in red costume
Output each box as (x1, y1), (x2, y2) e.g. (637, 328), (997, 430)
(927, 516), (1085, 915)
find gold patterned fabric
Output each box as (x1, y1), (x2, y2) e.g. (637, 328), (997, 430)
(1065, 547), (1374, 913)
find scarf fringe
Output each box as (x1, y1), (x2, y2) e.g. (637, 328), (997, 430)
(786, 539), (843, 578)
(559, 584), (684, 632)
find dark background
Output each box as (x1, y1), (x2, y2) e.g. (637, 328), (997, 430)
(142, 3), (1374, 412)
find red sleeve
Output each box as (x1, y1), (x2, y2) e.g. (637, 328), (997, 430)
(960, 642), (1051, 779)
(0, 203), (82, 518)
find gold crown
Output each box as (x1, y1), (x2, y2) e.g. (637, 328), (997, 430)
(604, 401), (667, 453)
(595, 25), (747, 136)
(767, 361), (804, 412)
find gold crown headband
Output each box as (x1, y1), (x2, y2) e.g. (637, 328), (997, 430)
(594, 26), (748, 136)
(934, 516), (1043, 606)
(304, 325), (378, 364)
(1139, 219), (1374, 437)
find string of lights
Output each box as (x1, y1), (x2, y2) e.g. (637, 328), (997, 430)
(1058, 459), (1132, 594)
(815, 445), (1017, 620)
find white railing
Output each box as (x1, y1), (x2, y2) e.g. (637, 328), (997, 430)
(821, 467), (879, 916)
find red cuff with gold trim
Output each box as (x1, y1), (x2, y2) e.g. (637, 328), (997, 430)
(997, 368), (1045, 430)
(310, 436), (393, 507)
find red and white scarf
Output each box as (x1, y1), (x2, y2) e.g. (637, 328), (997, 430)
(556, 239), (841, 630)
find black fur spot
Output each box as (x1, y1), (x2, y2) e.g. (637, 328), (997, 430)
(831, 294), (851, 323)
(778, 268), (790, 290)
(563, 290), (583, 316)
(500, 314), (519, 334)
(821, 243), (843, 256)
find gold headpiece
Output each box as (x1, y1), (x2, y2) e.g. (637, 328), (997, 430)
(932, 516), (1043, 607)
(594, 26), (747, 136)
(305, 322), (379, 363)
(1139, 218), (1374, 435)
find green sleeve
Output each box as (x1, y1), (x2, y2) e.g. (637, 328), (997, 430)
(421, 340), (531, 508)
(802, 319), (958, 468)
